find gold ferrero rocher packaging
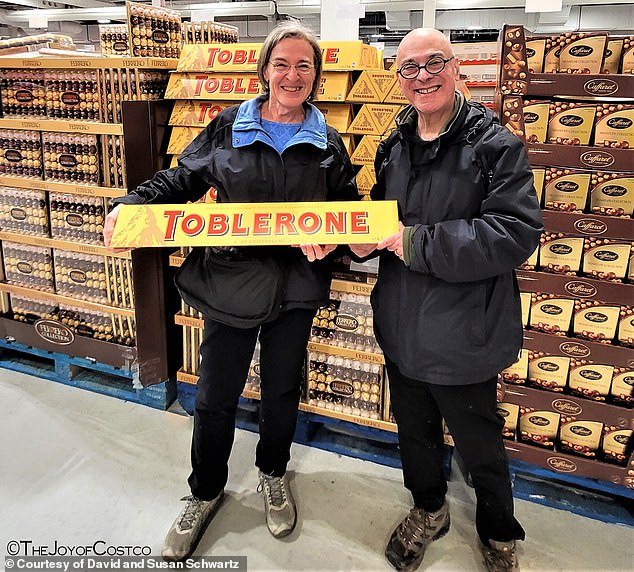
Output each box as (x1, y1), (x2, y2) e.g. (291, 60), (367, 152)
(526, 37), (547, 73)
(573, 300), (620, 344)
(519, 409), (560, 449)
(568, 361), (614, 401)
(539, 232), (585, 274)
(501, 348), (529, 385)
(497, 402), (520, 439)
(618, 305), (634, 347)
(582, 238), (631, 282)
(523, 100), (550, 143)
(531, 168), (545, 205)
(594, 104), (634, 149)
(610, 368), (634, 406)
(602, 428), (633, 465)
(528, 352), (570, 392)
(547, 102), (597, 145)
(589, 172), (634, 217)
(543, 170), (591, 213)
(602, 38), (624, 73)
(621, 36), (634, 74)
(529, 293), (575, 336)
(559, 420), (603, 458)
(558, 33), (608, 74)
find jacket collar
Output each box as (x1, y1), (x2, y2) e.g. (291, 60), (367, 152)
(232, 95), (328, 150)
(395, 94), (493, 145)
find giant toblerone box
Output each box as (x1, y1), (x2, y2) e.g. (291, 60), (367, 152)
(169, 100), (233, 126)
(167, 126), (204, 155)
(315, 103), (354, 133)
(347, 70), (398, 103)
(348, 104), (400, 135)
(176, 41), (379, 73)
(350, 136), (383, 166)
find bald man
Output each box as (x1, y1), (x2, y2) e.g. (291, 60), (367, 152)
(351, 29), (542, 571)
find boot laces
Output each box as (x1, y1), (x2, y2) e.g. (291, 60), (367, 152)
(177, 495), (205, 531)
(258, 475), (288, 508)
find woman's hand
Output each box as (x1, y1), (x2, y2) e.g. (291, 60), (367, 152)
(103, 204), (132, 253)
(377, 221), (405, 260)
(298, 244), (337, 262)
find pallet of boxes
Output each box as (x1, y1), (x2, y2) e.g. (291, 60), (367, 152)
(496, 25), (634, 494)
(0, 0), (181, 407)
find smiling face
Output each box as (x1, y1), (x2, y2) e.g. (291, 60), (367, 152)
(263, 37), (316, 114)
(396, 29), (460, 121)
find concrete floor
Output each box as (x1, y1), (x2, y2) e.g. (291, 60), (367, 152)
(1, 369), (633, 572)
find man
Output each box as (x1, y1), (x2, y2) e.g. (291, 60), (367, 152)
(351, 29), (543, 571)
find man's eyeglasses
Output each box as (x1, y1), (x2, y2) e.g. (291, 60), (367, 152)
(269, 62), (315, 75)
(396, 56), (454, 79)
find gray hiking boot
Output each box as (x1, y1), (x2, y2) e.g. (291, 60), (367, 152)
(257, 471), (297, 538)
(385, 502), (450, 571)
(161, 492), (224, 562)
(481, 539), (520, 572)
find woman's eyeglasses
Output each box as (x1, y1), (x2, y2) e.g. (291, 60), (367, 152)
(269, 62), (315, 75)
(397, 56), (454, 79)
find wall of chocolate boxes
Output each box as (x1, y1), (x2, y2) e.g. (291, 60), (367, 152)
(497, 26), (633, 489)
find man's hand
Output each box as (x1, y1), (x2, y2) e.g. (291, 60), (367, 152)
(349, 243), (378, 257)
(377, 221), (405, 260)
(298, 244), (337, 262)
(103, 204), (132, 253)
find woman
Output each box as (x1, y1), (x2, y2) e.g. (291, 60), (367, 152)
(103, 21), (357, 562)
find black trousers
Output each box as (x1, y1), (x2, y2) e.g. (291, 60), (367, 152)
(188, 308), (315, 500)
(386, 360), (525, 544)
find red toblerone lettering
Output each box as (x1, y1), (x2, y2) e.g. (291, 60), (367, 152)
(164, 210), (185, 241)
(350, 212), (369, 233)
(323, 47), (339, 63)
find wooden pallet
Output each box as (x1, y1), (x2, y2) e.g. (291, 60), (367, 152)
(0, 338), (176, 410)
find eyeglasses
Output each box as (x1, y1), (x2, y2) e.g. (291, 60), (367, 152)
(269, 62), (315, 75)
(397, 56), (454, 79)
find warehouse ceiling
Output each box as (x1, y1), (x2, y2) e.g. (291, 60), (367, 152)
(1, 0), (634, 26)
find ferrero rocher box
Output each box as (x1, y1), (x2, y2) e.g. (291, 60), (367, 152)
(558, 33), (608, 74)
(602, 38), (624, 73)
(165, 72), (261, 100)
(547, 102), (597, 145)
(347, 71), (397, 103)
(589, 173), (634, 217)
(593, 104), (634, 149)
(167, 126), (204, 155)
(314, 103), (353, 132)
(523, 100), (550, 144)
(169, 100), (233, 126)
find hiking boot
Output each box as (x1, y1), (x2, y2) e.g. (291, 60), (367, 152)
(385, 502), (450, 571)
(257, 471), (297, 538)
(481, 539), (520, 572)
(161, 492), (224, 562)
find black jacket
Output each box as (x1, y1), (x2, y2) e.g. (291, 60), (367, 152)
(371, 100), (543, 384)
(114, 98), (358, 310)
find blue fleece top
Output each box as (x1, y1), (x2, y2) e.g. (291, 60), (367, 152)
(231, 96), (328, 153)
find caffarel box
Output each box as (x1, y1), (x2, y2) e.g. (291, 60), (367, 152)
(594, 104), (634, 149)
(602, 38), (624, 73)
(527, 350), (570, 393)
(582, 237), (631, 282)
(529, 292), (575, 336)
(559, 419), (603, 458)
(543, 168), (591, 213)
(523, 99), (550, 144)
(539, 231), (585, 275)
(547, 102), (597, 146)
(573, 299), (620, 344)
(558, 33), (608, 74)
(568, 359), (614, 401)
(525, 37), (547, 73)
(589, 172), (634, 217)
